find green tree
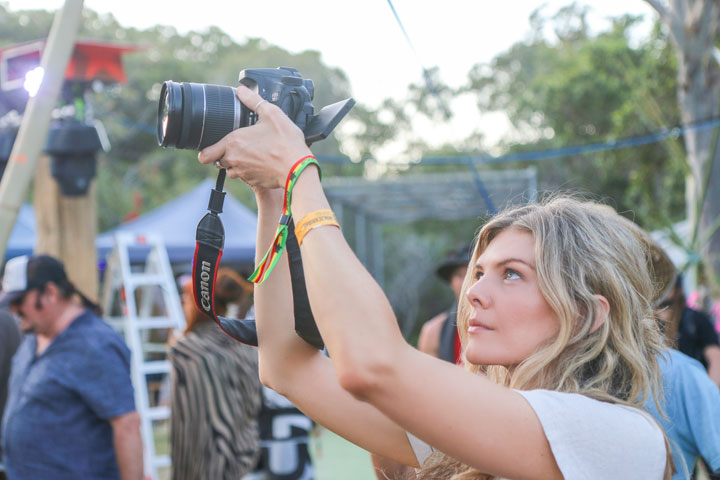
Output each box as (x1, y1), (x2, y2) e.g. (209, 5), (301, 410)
(463, 5), (686, 230)
(0, 5), (359, 230)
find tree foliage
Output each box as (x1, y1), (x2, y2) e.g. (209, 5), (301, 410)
(0, 4), (356, 230)
(462, 5), (686, 230)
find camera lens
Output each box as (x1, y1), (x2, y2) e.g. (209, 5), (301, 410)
(156, 81), (245, 150)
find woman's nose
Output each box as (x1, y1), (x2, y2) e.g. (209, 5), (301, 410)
(466, 277), (491, 309)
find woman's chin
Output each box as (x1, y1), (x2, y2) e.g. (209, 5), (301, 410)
(464, 346), (513, 368)
(464, 349), (490, 366)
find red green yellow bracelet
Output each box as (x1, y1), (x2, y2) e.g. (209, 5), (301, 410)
(248, 155), (320, 284)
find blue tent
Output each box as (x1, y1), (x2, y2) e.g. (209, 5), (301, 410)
(96, 179), (257, 264)
(6, 204), (36, 260)
(6, 179), (258, 264)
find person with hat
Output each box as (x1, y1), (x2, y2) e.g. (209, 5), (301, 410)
(0, 255), (143, 480)
(417, 244), (471, 364)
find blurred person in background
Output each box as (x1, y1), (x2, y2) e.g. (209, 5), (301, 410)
(0, 307), (20, 480)
(656, 275), (720, 387)
(0, 255), (142, 480)
(417, 244), (472, 364)
(621, 220), (720, 480)
(169, 268), (261, 480)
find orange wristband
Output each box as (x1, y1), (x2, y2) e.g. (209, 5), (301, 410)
(295, 209), (340, 246)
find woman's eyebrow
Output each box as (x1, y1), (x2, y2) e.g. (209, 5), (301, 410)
(475, 258), (535, 270)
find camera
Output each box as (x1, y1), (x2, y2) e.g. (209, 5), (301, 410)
(157, 67), (355, 150)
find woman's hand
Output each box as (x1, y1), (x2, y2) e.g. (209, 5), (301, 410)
(197, 85), (312, 190)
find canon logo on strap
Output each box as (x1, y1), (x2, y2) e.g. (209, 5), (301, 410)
(200, 260), (212, 312)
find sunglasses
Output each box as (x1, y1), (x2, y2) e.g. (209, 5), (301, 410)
(656, 299), (674, 310)
(9, 285), (45, 308)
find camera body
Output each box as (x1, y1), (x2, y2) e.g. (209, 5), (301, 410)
(157, 67), (354, 150)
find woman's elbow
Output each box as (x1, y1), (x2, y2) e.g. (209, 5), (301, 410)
(337, 358), (395, 401)
(258, 357), (288, 396)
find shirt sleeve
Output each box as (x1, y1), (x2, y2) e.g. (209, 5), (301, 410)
(406, 431), (435, 466)
(517, 390), (666, 480)
(71, 337), (136, 419)
(678, 356), (720, 472)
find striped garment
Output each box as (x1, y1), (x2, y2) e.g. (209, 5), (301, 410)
(169, 321), (262, 480)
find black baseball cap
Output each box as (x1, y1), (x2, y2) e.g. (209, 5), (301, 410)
(435, 244), (473, 283)
(0, 255), (69, 308)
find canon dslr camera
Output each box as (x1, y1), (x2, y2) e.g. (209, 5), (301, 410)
(157, 67), (355, 150)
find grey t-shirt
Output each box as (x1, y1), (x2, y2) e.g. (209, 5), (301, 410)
(0, 309), (21, 460)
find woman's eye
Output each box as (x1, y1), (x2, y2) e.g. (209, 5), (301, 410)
(474, 270), (483, 280)
(505, 269), (521, 280)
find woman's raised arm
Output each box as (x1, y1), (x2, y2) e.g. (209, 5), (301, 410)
(208, 173), (417, 466)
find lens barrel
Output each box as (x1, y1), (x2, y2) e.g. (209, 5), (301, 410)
(157, 81), (244, 150)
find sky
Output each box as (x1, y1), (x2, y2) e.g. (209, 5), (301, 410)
(3, 0), (658, 152)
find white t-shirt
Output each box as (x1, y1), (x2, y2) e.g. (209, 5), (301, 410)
(407, 389), (666, 479)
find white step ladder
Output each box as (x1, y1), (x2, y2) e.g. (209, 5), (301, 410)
(101, 233), (186, 480)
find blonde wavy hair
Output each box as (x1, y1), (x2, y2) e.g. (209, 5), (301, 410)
(415, 196), (673, 480)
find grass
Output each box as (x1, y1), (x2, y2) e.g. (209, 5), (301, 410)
(151, 423), (377, 479)
(310, 426), (378, 480)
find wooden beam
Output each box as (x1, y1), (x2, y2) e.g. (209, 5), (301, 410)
(34, 154), (98, 302)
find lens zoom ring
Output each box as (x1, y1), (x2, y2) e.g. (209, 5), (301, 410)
(199, 85), (237, 149)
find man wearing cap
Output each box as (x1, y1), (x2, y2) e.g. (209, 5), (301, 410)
(0, 255), (143, 480)
(417, 244), (471, 364)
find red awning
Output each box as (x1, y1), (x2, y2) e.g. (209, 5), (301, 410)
(0, 39), (143, 86)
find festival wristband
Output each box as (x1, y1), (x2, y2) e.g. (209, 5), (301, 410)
(248, 155), (320, 284)
(294, 209), (340, 246)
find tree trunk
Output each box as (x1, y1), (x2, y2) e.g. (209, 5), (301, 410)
(647, 0), (720, 291)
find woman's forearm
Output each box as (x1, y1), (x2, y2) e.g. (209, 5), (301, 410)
(289, 169), (408, 392)
(254, 188), (317, 389)
(252, 188), (417, 467)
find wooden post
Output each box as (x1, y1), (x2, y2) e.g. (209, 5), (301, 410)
(34, 154), (98, 302)
(0, 0), (84, 258)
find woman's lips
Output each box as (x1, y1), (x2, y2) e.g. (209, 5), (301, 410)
(468, 318), (492, 334)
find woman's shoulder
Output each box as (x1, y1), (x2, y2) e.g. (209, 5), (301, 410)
(517, 389), (662, 433)
(516, 389), (666, 479)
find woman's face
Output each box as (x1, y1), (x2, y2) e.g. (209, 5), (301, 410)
(464, 228), (560, 367)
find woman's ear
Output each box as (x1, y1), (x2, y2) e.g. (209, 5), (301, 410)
(590, 294), (610, 333)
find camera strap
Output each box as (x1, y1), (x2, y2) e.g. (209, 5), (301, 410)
(193, 169), (258, 345)
(192, 166), (325, 350)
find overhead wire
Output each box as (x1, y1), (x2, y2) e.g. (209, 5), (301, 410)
(104, 112), (720, 167)
(385, 0), (494, 211)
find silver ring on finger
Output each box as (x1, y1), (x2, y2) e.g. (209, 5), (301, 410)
(255, 99), (268, 113)
(214, 160), (223, 169)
